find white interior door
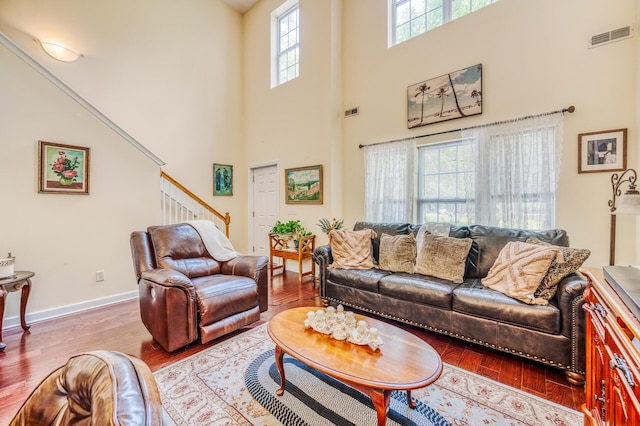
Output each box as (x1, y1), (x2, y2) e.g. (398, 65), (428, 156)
(251, 164), (278, 257)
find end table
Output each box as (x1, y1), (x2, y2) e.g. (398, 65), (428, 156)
(0, 271), (34, 351)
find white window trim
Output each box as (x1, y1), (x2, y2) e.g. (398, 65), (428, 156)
(271, 0), (299, 88)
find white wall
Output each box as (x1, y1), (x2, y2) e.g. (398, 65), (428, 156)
(337, 0), (637, 267)
(0, 0), (245, 322)
(243, 0), (343, 247)
(243, 0), (638, 267)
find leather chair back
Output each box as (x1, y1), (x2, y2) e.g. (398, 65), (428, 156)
(10, 351), (162, 426)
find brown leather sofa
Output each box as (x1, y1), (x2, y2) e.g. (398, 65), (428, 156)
(130, 223), (268, 352)
(313, 222), (588, 385)
(10, 351), (162, 426)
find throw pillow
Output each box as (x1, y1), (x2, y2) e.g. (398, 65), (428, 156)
(378, 233), (417, 274)
(526, 237), (591, 300)
(329, 228), (377, 269)
(482, 241), (563, 305)
(415, 233), (472, 283)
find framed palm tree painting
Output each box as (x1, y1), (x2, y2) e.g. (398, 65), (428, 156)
(407, 64), (482, 129)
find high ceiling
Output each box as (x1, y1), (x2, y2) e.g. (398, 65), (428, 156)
(222, 0), (260, 14)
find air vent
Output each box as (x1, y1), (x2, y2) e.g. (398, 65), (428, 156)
(589, 25), (633, 48)
(344, 107), (359, 118)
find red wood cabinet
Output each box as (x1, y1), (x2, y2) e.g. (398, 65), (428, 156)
(583, 270), (640, 425)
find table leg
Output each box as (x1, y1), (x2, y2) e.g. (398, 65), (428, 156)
(19, 279), (31, 331)
(0, 286), (7, 351)
(352, 385), (391, 426)
(406, 390), (416, 408)
(274, 345), (286, 396)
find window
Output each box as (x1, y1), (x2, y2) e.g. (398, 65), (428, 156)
(391, 0), (497, 46)
(418, 140), (475, 225)
(417, 113), (563, 230)
(272, 2), (299, 87)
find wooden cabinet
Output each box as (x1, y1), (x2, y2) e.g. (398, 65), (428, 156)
(583, 267), (640, 425)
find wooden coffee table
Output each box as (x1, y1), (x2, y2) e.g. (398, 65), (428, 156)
(267, 307), (443, 426)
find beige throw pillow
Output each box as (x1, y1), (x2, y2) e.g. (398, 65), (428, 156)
(482, 241), (563, 305)
(329, 228), (377, 269)
(526, 237), (591, 300)
(378, 233), (416, 274)
(415, 233), (472, 283)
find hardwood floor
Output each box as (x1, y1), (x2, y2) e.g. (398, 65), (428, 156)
(0, 271), (584, 423)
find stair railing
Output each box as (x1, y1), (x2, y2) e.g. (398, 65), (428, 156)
(160, 171), (230, 237)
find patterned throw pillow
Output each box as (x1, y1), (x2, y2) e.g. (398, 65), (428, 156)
(329, 228), (377, 269)
(482, 241), (562, 305)
(378, 233), (417, 274)
(526, 237), (591, 300)
(415, 233), (472, 283)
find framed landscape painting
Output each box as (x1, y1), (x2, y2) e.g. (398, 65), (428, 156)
(285, 165), (323, 204)
(213, 163), (233, 195)
(578, 128), (627, 173)
(407, 64), (482, 129)
(38, 141), (90, 194)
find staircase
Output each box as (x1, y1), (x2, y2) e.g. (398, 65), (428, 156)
(160, 171), (231, 237)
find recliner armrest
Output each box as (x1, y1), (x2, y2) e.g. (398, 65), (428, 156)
(140, 269), (194, 292)
(221, 255), (269, 312)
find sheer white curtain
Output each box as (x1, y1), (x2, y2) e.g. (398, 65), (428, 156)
(462, 113), (564, 229)
(364, 138), (416, 222)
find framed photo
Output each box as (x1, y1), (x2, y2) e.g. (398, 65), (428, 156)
(213, 163), (233, 195)
(407, 63), (482, 129)
(285, 165), (323, 204)
(38, 141), (90, 194)
(578, 128), (627, 173)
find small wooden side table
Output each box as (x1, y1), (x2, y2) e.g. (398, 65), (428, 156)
(269, 234), (315, 283)
(0, 271), (34, 351)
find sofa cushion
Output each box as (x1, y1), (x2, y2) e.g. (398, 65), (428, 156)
(453, 280), (561, 334)
(465, 225), (569, 278)
(481, 242), (562, 305)
(327, 268), (391, 293)
(192, 275), (258, 325)
(415, 233), (473, 284)
(329, 228), (377, 269)
(378, 233), (416, 274)
(526, 237), (591, 301)
(353, 222), (411, 263)
(379, 274), (458, 309)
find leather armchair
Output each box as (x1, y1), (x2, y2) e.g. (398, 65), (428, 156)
(10, 351), (162, 426)
(130, 223), (268, 352)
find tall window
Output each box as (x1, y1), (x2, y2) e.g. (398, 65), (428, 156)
(391, 0), (497, 46)
(418, 140), (475, 225)
(417, 113), (564, 230)
(273, 3), (299, 86)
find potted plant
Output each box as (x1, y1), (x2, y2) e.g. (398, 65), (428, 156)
(317, 218), (345, 235)
(271, 220), (302, 247)
(293, 227), (313, 249)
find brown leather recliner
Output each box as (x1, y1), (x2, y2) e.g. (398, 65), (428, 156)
(130, 223), (268, 352)
(10, 351), (162, 426)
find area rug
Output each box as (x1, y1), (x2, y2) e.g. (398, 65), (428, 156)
(154, 324), (582, 425)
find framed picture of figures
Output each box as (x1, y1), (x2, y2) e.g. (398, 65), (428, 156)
(213, 163), (233, 195)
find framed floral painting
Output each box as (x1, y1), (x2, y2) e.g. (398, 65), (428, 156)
(38, 141), (90, 194)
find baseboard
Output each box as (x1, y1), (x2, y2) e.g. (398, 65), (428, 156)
(2, 290), (139, 330)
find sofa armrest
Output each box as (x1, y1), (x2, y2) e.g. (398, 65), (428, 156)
(555, 271), (587, 373)
(313, 245), (333, 297)
(221, 255), (269, 312)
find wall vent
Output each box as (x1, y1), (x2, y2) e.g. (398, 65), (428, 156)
(344, 107), (359, 117)
(589, 25), (633, 48)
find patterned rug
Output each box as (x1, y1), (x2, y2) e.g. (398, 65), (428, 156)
(244, 349), (450, 425)
(155, 324), (583, 425)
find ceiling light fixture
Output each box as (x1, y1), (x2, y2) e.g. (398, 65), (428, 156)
(35, 38), (83, 62)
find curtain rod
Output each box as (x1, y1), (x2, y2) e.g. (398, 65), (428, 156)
(358, 105), (575, 149)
